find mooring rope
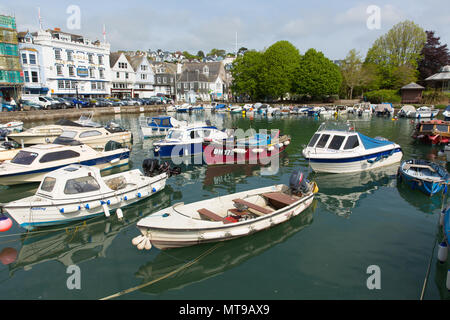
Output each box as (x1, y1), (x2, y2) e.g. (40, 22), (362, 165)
(99, 243), (223, 300)
(419, 189), (446, 300)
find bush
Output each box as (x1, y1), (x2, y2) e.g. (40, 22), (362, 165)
(422, 90), (449, 104)
(364, 89), (401, 104)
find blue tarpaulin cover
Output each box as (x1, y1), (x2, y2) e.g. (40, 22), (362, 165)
(357, 133), (394, 150)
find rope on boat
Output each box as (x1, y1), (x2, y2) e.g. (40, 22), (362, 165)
(99, 242), (223, 300)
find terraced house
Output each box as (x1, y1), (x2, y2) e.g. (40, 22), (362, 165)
(127, 54), (154, 98)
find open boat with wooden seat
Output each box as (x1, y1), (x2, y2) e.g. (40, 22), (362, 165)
(397, 159), (450, 196)
(132, 169), (318, 250)
(412, 120), (450, 145)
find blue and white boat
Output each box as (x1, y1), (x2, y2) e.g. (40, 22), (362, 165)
(175, 104), (192, 113)
(152, 123), (230, 158)
(302, 122), (403, 173)
(0, 139), (130, 185)
(397, 159), (449, 196)
(139, 116), (188, 138)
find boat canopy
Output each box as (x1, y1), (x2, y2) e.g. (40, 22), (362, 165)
(357, 133), (394, 149)
(400, 105), (416, 113)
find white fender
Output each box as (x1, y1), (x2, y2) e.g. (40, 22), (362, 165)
(59, 204), (81, 214)
(84, 201), (102, 210)
(137, 190), (150, 198)
(277, 143), (283, 148)
(102, 203), (110, 217)
(251, 148), (264, 153)
(144, 238), (152, 250)
(116, 208), (124, 220)
(124, 193), (137, 201)
(137, 239), (146, 250)
(437, 242), (448, 263)
(132, 235), (146, 246)
(268, 146), (274, 152)
(106, 198), (120, 206)
(284, 140), (290, 145)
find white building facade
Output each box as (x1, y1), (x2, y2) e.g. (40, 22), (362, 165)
(109, 52), (135, 98)
(31, 28), (111, 98)
(128, 55), (154, 98)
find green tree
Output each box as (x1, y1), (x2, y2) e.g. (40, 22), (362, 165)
(197, 50), (205, 59)
(207, 48), (226, 57)
(365, 20), (426, 89)
(294, 48), (342, 98)
(340, 49), (377, 99)
(259, 40), (301, 100)
(230, 50), (264, 100)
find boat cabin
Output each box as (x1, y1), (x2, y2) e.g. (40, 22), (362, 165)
(8, 144), (83, 167)
(165, 125), (220, 141)
(305, 123), (394, 154)
(36, 165), (115, 199)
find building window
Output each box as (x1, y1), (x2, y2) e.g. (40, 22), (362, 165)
(170, 78), (173, 83)
(65, 80), (71, 89)
(91, 82), (97, 90)
(99, 69), (104, 79)
(31, 71), (38, 83)
(98, 55), (103, 65)
(190, 82), (194, 89)
(29, 54), (36, 65)
(141, 65), (147, 71)
(125, 72), (128, 79)
(139, 84), (145, 89)
(68, 66), (74, 76)
(163, 77), (167, 83)
(56, 65), (63, 76)
(67, 51), (73, 61)
(116, 72), (120, 78)
(177, 83), (181, 89)
(184, 83), (188, 89)
(24, 71), (30, 82)
(54, 49), (61, 60)
(21, 53), (27, 64)
(58, 80), (64, 89)
(88, 54), (94, 64)
(89, 68), (95, 78)
(141, 74), (146, 80)
(118, 62), (127, 69)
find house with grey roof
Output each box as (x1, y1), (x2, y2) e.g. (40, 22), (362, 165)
(151, 62), (177, 100)
(127, 54), (154, 98)
(176, 61), (229, 102)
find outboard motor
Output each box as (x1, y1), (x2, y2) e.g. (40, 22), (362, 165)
(142, 158), (181, 177)
(289, 169), (311, 195)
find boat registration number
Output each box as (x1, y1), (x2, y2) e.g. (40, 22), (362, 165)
(213, 149), (233, 156)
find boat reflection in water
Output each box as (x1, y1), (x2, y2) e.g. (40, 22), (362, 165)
(396, 179), (444, 215)
(134, 201), (317, 295)
(2, 187), (173, 275)
(313, 164), (398, 217)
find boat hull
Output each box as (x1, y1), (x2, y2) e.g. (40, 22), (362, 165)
(202, 138), (290, 165)
(304, 148), (403, 173)
(0, 151), (130, 185)
(4, 173), (167, 229)
(137, 187), (315, 250)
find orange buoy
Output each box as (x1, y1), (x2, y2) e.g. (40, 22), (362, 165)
(0, 216), (12, 232)
(0, 247), (17, 265)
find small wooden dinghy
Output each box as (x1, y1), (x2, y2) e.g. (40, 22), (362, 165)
(132, 169), (318, 250)
(397, 159), (450, 196)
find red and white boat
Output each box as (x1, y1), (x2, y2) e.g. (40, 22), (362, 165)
(412, 120), (450, 145)
(202, 131), (291, 165)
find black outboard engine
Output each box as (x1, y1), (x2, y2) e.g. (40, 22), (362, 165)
(289, 169), (311, 195)
(142, 158), (181, 177)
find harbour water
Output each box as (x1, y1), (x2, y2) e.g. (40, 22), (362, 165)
(0, 111), (448, 300)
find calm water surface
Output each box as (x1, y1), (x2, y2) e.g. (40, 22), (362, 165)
(0, 111), (448, 300)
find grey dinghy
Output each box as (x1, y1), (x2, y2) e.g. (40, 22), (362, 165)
(132, 169), (319, 250)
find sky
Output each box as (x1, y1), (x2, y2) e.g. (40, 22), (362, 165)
(2, 0), (450, 60)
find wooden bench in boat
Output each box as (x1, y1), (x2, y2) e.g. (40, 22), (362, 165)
(232, 199), (273, 216)
(262, 192), (299, 207)
(403, 163), (436, 172)
(197, 208), (233, 224)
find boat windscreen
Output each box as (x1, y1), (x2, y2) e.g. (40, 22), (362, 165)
(10, 150), (38, 165)
(436, 124), (448, 132)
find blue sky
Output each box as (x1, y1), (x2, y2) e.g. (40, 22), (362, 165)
(3, 0), (449, 60)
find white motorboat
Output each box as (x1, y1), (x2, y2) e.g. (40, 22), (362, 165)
(335, 105), (348, 115)
(319, 107), (334, 117)
(1, 164), (167, 229)
(8, 120), (132, 149)
(354, 103), (372, 117)
(166, 105), (176, 113)
(0, 139), (130, 185)
(228, 105), (243, 114)
(443, 106), (450, 121)
(0, 140), (22, 162)
(152, 122), (230, 158)
(0, 121), (23, 132)
(139, 116), (188, 138)
(302, 122), (403, 173)
(132, 169), (318, 250)
(397, 105), (416, 118)
(414, 106), (439, 119)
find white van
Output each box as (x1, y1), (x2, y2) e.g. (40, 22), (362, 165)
(25, 96), (54, 109)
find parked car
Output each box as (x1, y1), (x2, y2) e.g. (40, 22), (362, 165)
(26, 96), (54, 109)
(19, 99), (42, 111)
(72, 98), (91, 108)
(149, 96), (163, 105)
(0, 102), (15, 112)
(54, 97), (74, 109)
